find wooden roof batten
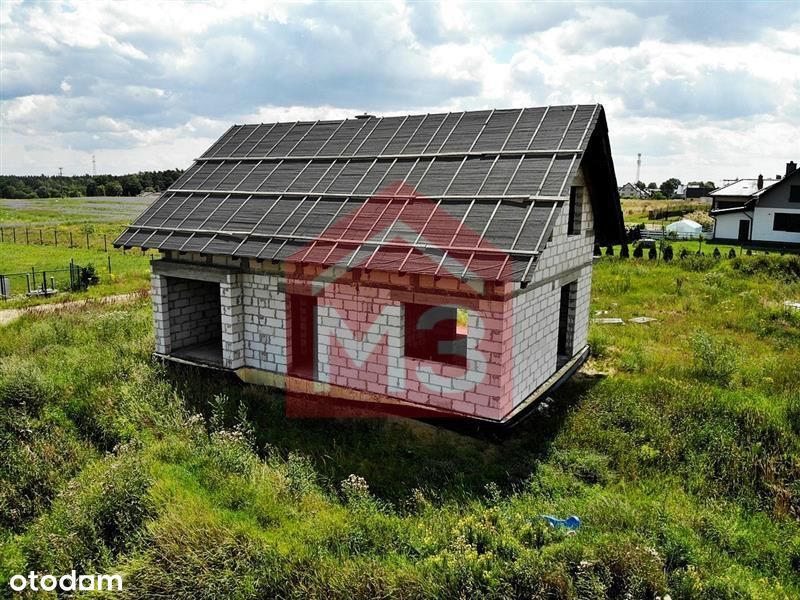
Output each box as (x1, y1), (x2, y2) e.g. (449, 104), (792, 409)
(116, 104), (619, 283)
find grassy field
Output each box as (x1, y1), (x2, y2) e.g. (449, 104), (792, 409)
(0, 196), (154, 226)
(0, 196), (155, 307)
(620, 198), (712, 225)
(0, 254), (798, 598)
(0, 242), (153, 307)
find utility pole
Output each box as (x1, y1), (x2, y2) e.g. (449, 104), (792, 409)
(58, 167), (64, 198)
(92, 155), (96, 177)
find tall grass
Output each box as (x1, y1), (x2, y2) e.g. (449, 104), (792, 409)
(0, 256), (798, 598)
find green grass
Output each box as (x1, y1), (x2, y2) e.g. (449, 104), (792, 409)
(0, 196), (153, 225)
(0, 256), (798, 598)
(0, 241), (152, 307)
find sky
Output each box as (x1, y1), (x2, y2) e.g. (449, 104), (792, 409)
(1, 0), (799, 185)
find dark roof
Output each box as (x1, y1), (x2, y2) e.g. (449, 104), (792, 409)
(710, 168), (800, 216)
(116, 105), (624, 282)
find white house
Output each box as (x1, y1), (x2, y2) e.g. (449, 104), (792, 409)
(116, 105), (625, 427)
(619, 182), (650, 198)
(711, 162), (799, 247)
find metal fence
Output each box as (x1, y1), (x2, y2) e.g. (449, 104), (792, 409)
(1, 258), (111, 301)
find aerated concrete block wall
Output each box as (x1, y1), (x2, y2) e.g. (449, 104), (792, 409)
(164, 276), (222, 352)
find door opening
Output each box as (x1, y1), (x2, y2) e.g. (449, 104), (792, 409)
(738, 219), (750, 241)
(289, 294), (317, 378)
(557, 282), (577, 368)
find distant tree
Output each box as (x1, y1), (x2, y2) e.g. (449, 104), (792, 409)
(86, 179), (98, 196)
(635, 181), (646, 190)
(95, 184), (105, 196)
(647, 182), (657, 189)
(122, 175), (143, 196)
(660, 178), (681, 199)
(105, 180), (123, 196)
(36, 186), (49, 198)
(705, 182), (715, 189)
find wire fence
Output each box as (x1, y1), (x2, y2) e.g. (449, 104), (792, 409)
(0, 225), (139, 254)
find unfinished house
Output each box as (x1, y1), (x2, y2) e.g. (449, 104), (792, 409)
(116, 105), (625, 426)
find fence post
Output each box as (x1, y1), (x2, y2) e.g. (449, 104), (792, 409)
(39, 229), (43, 245)
(54, 229), (58, 246)
(25, 273), (30, 294)
(12, 228), (16, 243)
(25, 227), (29, 245)
(0, 228), (3, 243)
(70, 232), (74, 248)
(86, 231), (90, 249)
(107, 254), (112, 274)
(103, 234), (107, 252)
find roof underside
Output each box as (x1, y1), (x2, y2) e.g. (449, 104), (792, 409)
(116, 105), (622, 282)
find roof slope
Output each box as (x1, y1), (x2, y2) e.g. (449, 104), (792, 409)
(116, 105), (623, 282)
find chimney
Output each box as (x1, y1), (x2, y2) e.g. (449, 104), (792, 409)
(757, 174), (763, 190)
(787, 161), (797, 177)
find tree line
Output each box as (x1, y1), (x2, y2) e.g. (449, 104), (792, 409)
(632, 178), (716, 199)
(0, 170), (184, 199)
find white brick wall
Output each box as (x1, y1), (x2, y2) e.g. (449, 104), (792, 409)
(240, 272), (288, 373)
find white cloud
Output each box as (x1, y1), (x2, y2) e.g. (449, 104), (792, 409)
(0, 0), (798, 184)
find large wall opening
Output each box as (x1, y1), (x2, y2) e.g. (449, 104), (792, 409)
(166, 277), (223, 365)
(557, 281), (578, 368)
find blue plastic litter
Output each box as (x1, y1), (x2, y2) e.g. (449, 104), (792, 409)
(540, 515), (581, 530)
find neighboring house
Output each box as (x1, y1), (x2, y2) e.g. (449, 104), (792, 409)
(672, 184), (687, 199)
(116, 105), (625, 426)
(710, 162), (799, 246)
(685, 183), (715, 198)
(619, 182), (650, 198)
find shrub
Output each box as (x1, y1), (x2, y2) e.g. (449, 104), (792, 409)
(728, 248), (736, 259)
(594, 244), (601, 256)
(648, 247), (657, 260)
(663, 245), (674, 262)
(689, 329), (738, 387)
(633, 244), (644, 259)
(605, 245), (614, 256)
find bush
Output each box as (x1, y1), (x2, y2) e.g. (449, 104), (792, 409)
(648, 247), (657, 260)
(605, 246), (614, 256)
(689, 329), (738, 387)
(663, 245), (674, 262)
(633, 244), (644, 258)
